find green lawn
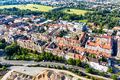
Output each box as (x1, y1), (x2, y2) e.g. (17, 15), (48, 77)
(79, 20), (88, 23)
(0, 4), (55, 12)
(63, 9), (88, 15)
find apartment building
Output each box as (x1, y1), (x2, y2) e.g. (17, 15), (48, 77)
(85, 35), (112, 58)
(17, 39), (47, 53)
(44, 42), (64, 57)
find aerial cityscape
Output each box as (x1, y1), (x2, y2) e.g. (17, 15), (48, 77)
(0, 0), (120, 80)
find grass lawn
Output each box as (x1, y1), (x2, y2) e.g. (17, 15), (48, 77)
(0, 4), (55, 12)
(79, 20), (88, 23)
(63, 8), (88, 15)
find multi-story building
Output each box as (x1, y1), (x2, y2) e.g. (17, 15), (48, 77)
(85, 35), (112, 58)
(17, 39), (47, 53)
(44, 42), (64, 57)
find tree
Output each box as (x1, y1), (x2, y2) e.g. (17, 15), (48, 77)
(61, 66), (66, 70)
(85, 9), (120, 29)
(99, 57), (107, 62)
(58, 30), (68, 37)
(75, 59), (81, 66)
(111, 74), (118, 80)
(0, 39), (5, 43)
(58, 56), (64, 62)
(85, 67), (93, 73)
(0, 42), (6, 49)
(67, 9), (70, 12)
(67, 58), (76, 65)
(0, 39), (6, 49)
(5, 43), (19, 56)
(107, 67), (113, 73)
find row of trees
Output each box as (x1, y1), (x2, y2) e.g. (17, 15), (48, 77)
(44, 11), (84, 21)
(5, 43), (19, 56)
(4, 43), (116, 79)
(1, 6), (120, 30)
(0, 7), (85, 21)
(67, 58), (81, 66)
(5, 44), (65, 62)
(0, 8), (43, 16)
(3, 7), (119, 30)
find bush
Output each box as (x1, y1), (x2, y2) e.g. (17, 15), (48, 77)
(111, 74), (118, 80)
(107, 67), (113, 73)
(85, 67), (93, 73)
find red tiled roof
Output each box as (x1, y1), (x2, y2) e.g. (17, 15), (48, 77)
(100, 44), (111, 50)
(87, 37), (112, 50)
(74, 54), (84, 60)
(101, 35), (112, 39)
(57, 37), (111, 58)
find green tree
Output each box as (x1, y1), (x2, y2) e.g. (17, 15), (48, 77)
(107, 67), (113, 73)
(5, 43), (19, 56)
(0, 42), (6, 49)
(85, 67), (93, 73)
(75, 59), (81, 66)
(111, 74), (118, 80)
(67, 58), (76, 65)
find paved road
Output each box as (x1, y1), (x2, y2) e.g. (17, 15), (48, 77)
(0, 50), (112, 80)
(0, 59), (112, 80)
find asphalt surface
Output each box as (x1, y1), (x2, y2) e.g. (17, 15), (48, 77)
(0, 49), (112, 80)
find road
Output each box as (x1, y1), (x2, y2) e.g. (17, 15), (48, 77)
(0, 50), (112, 80)
(0, 59), (112, 80)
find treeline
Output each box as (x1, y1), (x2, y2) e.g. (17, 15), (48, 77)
(44, 11), (84, 21)
(0, 39), (7, 49)
(0, 7), (43, 16)
(0, 7), (85, 21)
(1, 7), (120, 30)
(85, 9), (120, 29)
